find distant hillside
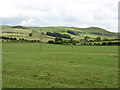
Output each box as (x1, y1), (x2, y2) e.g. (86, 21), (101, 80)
(1, 25), (118, 42)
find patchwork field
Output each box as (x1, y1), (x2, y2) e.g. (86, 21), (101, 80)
(2, 43), (118, 88)
(1, 25), (118, 42)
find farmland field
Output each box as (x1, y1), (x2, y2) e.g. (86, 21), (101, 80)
(2, 43), (118, 88)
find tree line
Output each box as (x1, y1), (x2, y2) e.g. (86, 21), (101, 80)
(67, 30), (79, 35)
(46, 32), (71, 39)
(1, 36), (120, 46)
(1, 36), (41, 43)
(11, 26), (29, 29)
(48, 37), (120, 46)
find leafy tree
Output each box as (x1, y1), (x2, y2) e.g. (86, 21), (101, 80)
(54, 37), (63, 42)
(101, 42), (107, 46)
(84, 36), (89, 41)
(69, 38), (73, 43)
(95, 37), (101, 41)
(29, 33), (33, 37)
(63, 40), (69, 45)
(102, 38), (109, 41)
(72, 41), (77, 45)
(48, 40), (54, 44)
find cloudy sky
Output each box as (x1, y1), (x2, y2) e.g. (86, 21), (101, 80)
(0, 0), (119, 32)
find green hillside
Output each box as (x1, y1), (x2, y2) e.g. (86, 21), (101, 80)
(1, 25), (118, 42)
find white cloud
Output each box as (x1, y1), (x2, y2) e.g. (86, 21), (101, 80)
(20, 18), (35, 26)
(1, 0), (119, 32)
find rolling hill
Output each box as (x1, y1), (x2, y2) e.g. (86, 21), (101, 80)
(0, 25), (118, 42)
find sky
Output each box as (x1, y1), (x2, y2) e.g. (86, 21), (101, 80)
(0, 0), (119, 32)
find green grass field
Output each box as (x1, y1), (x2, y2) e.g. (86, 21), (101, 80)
(2, 43), (118, 88)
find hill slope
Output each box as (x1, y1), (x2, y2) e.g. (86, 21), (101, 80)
(1, 25), (118, 42)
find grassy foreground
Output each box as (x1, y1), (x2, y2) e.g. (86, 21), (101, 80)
(2, 43), (118, 88)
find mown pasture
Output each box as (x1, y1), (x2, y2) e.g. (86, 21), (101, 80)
(2, 43), (118, 88)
